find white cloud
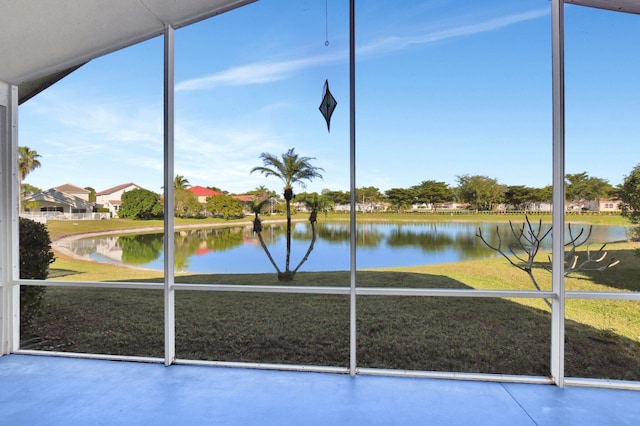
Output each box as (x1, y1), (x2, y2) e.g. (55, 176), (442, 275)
(358, 8), (549, 56)
(30, 91), (163, 148)
(173, 120), (287, 193)
(175, 8), (548, 92)
(175, 52), (344, 92)
(21, 90), (166, 191)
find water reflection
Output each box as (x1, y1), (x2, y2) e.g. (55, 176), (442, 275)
(63, 221), (627, 273)
(120, 234), (163, 265)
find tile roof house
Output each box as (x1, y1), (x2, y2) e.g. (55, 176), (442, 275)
(96, 183), (143, 217)
(232, 194), (255, 203)
(188, 185), (222, 203)
(187, 186), (256, 205)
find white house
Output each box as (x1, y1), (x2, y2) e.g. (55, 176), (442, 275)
(53, 183), (91, 201)
(96, 183), (143, 217)
(22, 188), (94, 215)
(583, 198), (622, 213)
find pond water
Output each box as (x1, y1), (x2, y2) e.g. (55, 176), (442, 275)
(64, 221), (628, 273)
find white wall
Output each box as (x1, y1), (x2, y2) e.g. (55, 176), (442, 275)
(96, 184), (140, 216)
(0, 81), (19, 355)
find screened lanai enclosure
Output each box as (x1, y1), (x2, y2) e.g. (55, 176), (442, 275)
(2, 0), (640, 392)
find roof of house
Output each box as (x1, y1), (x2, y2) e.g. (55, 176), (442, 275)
(54, 183), (89, 194)
(96, 183), (140, 196)
(232, 194), (255, 202)
(2, 0), (256, 97)
(23, 189), (94, 209)
(189, 186), (222, 197)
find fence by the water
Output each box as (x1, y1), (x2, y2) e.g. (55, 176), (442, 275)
(20, 212), (111, 223)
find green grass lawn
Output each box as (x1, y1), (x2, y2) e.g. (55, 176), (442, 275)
(22, 215), (640, 380)
(46, 216), (253, 241)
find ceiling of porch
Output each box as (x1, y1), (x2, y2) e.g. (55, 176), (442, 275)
(1, 0), (637, 104)
(0, 0), (256, 102)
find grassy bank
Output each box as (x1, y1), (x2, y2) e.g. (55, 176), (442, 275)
(23, 215), (639, 380)
(328, 212), (630, 225)
(45, 216), (252, 241)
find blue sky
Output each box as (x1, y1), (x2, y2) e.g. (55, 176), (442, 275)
(19, 0), (640, 196)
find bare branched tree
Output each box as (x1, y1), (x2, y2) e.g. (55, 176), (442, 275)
(476, 216), (619, 308)
(561, 224), (621, 274)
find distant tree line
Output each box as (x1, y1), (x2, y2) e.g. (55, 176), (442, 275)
(117, 167), (639, 219)
(17, 142), (638, 233)
(316, 171), (627, 213)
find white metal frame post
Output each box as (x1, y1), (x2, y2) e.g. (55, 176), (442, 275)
(551, 0), (566, 387)
(348, 0), (357, 376)
(0, 82), (19, 356)
(0, 82), (9, 355)
(164, 25), (176, 366)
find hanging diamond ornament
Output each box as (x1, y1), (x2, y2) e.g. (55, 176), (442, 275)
(319, 79), (337, 132)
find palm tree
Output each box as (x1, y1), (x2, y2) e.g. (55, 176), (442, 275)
(174, 175), (191, 190)
(251, 148), (323, 281)
(171, 175), (195, 218)
(18, 146), (42, 211)
(18, 146), (42, 182)
(251, 185), (270, 198)
(299, 193), (333, 219)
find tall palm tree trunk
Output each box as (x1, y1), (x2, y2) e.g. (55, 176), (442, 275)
(252, 210), (283, 275)
(256, 232), (282, 275)
(250, 148), (323, 282)
(293, 214), (317, 274)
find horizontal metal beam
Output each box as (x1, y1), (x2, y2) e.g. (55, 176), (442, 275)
(566, 291), (640, 301)
(18, 279), (640, 302)
(15, 349), (163, 364)
(566, 0), (640, 14)
(15, 279), (163, 291)
(356, 288), (556, 299)
(174, 283), (351, 295)
(175, 359), (350, 375)
(357, 367), (554, 385)
(565, 377), (640, 391)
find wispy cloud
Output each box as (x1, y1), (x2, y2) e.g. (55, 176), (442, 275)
(176, 52), (343, 92)
(358, 8), (549, 56)
(176, 8), (548, 92)
(32, 90), (163, 148)
(23, 90), (166, 190)
(173, 122), (287, 193)
(23, 87), (304, 193)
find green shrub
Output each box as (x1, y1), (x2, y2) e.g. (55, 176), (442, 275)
(205, 194), (244, 220)
(19, 218), (55, 324)
(119, 188), (163, 219)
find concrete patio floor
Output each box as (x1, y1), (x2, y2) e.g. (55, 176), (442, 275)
(1, 354), (640, 425)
